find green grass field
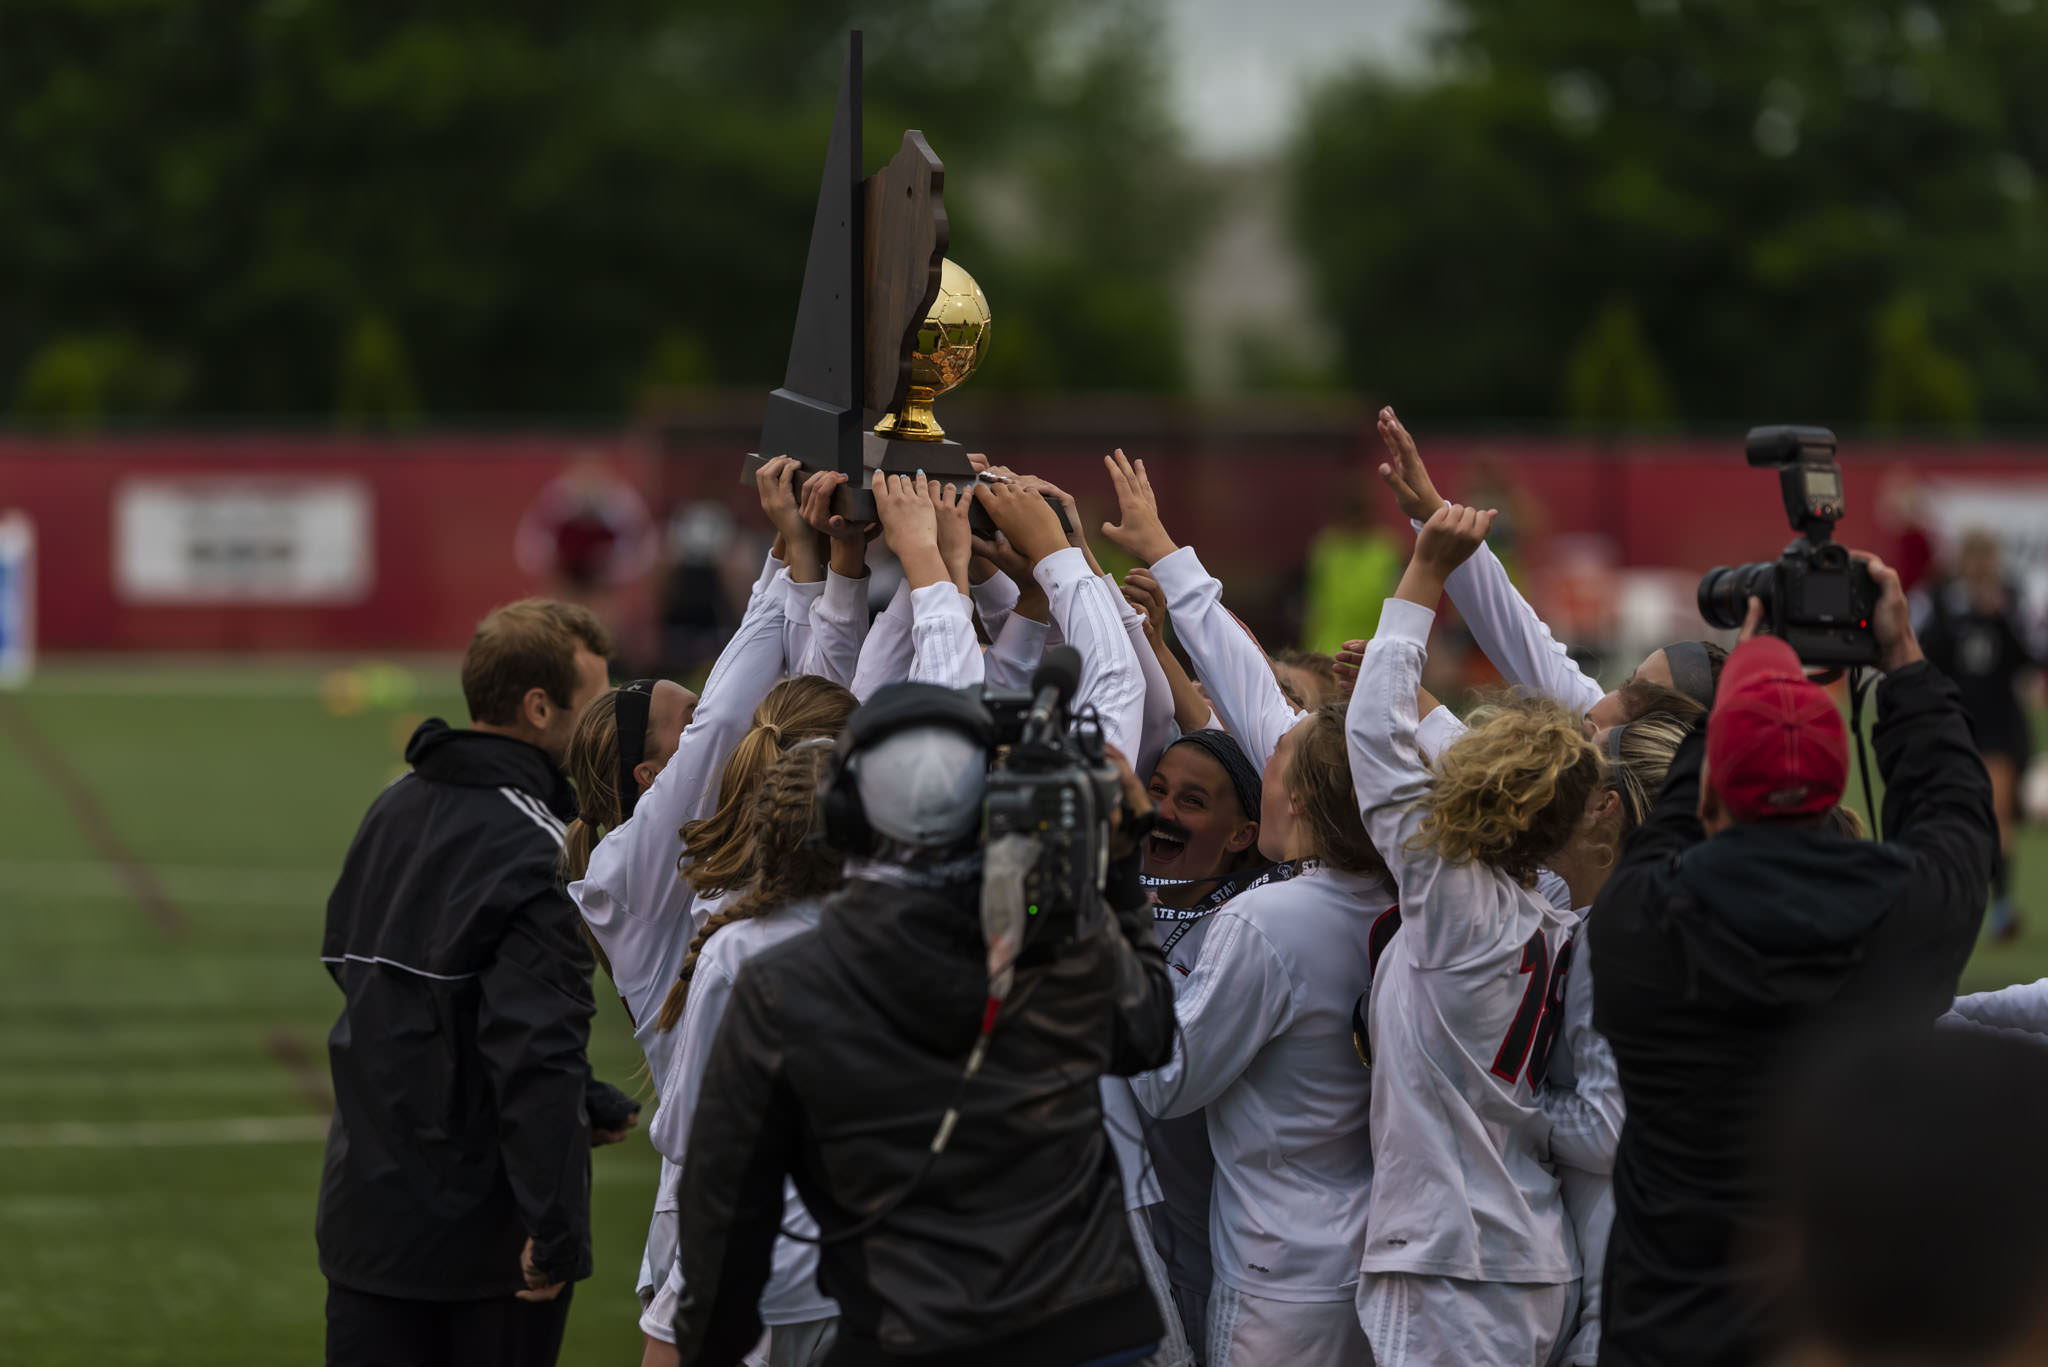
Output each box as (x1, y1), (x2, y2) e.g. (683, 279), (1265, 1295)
(0, 659), (2042, 1366)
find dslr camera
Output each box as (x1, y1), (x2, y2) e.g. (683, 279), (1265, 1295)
(1697, 426), (1880, 669)
(977, 647), (1129, 930)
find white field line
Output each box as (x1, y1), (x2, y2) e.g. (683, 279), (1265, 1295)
(0, 860), (334, 906)
(0, 1114), (330, 1148)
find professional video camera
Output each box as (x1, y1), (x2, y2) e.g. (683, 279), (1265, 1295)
(976, 646), (1133, 932)
(1697, 426), (1880, 669)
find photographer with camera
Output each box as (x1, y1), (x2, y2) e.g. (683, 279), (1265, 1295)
(1591, 532), (1996, 1365)
(668, 669), (1177, 1367)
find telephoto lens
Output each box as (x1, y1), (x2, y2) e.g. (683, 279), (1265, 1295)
(1697, 562), (1776, 629)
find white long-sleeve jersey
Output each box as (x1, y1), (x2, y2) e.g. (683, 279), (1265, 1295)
(1148, 545), (1303, 769)
(851, 579), (915, 701)
(1033, 548), (1146, 761)
(1438, 532), (1606, 718)
(568, 562), (793, 1089)
(792, 567), (872, 688)
(650, 899), (839, 1327)
(1130, 863), (1391, 1303)
(1349, 597), (1577, 1284)
(907, 583), (985, 688)
(1942, 977), (2048, 1041)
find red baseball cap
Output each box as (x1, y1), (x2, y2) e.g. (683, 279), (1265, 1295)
(1705, 637), (1848, 822)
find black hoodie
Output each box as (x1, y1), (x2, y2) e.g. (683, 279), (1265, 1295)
(1591, 661), (1996, 1367)
(670, 853), (1176, 1367)
(317, 719), (598, 1299)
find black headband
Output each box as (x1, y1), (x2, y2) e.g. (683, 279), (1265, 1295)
(615, 679), (658, 823)
(1661, 640), (1716, 709)
(1165, 728), (1263, 821)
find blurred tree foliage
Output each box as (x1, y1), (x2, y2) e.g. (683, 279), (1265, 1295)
(0, 0), (1193, 420)
(1295, 0), (2048, 429)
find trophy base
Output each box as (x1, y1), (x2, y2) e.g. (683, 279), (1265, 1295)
(740, 434), (1067, 539)
(741, 433), (976, 522)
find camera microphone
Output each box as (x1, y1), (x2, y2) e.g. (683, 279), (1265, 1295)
(1024, 646), (1083, 739)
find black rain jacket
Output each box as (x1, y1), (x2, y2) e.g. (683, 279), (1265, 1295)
(317, 719), (599, 1299)
(1591, 661), (1996, 1366)
(670, 853), (1177, 1367)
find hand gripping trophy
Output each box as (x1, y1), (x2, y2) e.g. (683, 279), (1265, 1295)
(739, 31), (998, 524)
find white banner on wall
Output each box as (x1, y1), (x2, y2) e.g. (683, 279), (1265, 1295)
(115, 477), (373, 605)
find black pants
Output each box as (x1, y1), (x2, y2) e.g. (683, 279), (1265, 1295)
(325, 1281), (574, 1367)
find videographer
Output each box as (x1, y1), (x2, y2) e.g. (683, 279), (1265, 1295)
(668, 679), (1178, 1367)
(1590, 562), (1997, 1367)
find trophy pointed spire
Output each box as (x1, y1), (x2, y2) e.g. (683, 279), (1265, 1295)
(757, 31), (866, 480)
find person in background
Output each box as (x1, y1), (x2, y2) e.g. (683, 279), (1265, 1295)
(317, 599), (633, 1367)
(1300, 488), (1404, 659)
(1592, 574), (1996, 1367)
(1917, 527), (2040, 941)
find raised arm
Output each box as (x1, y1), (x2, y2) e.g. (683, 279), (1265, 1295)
(790, 469), (874, 687)
(1376, 408), (1604, 716)
(1100, 450), (1298, 765)
(570, 472), (800, 957)
(979, 475), (1145, 755)
(1864, 553), (1997, 985)
(876, 472), (983, 688)
(1349, 505), (1522, 966)
(1126, 567), (1215, 735)
(973, 526), (1051, 692)
(851, 578), (914, 702)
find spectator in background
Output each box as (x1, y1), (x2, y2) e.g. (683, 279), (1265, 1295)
(658, 499), (741, 676)
(517, 451), (659, 666)
(1769, 1025), (2048, 1367)
(318, 599), (635, 1367)
(1300, 488), (1402, 657)
(1592, 573), (1996, 1367)
(1917, 527), (2041, 942)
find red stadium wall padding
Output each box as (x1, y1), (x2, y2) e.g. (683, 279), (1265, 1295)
(2, 426), (2042, 652)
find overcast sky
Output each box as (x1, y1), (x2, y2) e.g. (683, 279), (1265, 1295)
(1164, 0), (1441, 156)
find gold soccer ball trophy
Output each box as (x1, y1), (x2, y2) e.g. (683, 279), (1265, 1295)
(871, 258), (992, 443)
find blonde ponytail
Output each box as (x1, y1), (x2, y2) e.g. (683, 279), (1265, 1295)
(657, 744), (843, 1032)
(680, 676), (855, 898)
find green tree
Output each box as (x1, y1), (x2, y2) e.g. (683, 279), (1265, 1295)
(1869, 293), (1977, 432)
(1563, 299), (1675, 426)
(0, 1), (1194, 419)
(1293, 0), (2048, 426)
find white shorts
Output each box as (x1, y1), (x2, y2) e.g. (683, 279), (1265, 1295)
(1553, 1168), (1612, 1367)
(1357, 1271), (1573, 1367)
(1206, 1282), (1372, 1367)
(1129, 1207), (1195, 1367)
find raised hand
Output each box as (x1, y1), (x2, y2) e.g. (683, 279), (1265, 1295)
(1397, 503), (1497, 608)
(1333, 638), (1365, 695)
(757, 456), (823, 581)
(929, 479), (974, 592)
(1376, 407), (1448, 523)
(800, 469), (873, 580)
(1100, 448), (1178, 566)
(1416, 503), (1497, 578)
(972, 529), (1034, 583)
(875, 472), (949, 589)
(1849, 550), (1924, 674)
(975, 475), (1070, 566)
(1122, 566), (1168, 643)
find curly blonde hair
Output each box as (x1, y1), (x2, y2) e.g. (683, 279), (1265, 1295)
(657, 744), (840, 1033)
(1413, 696), (1601, 886)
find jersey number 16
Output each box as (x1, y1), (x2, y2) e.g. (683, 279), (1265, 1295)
(1490, 932), (1574, 1089)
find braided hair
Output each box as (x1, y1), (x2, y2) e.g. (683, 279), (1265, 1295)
(657, 744), (840, 1032)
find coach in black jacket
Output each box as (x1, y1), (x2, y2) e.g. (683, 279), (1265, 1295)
(318, 600), (620, 1367)
(670, 686), (1178, 1367)
(1591, 562), (1996, 1367)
